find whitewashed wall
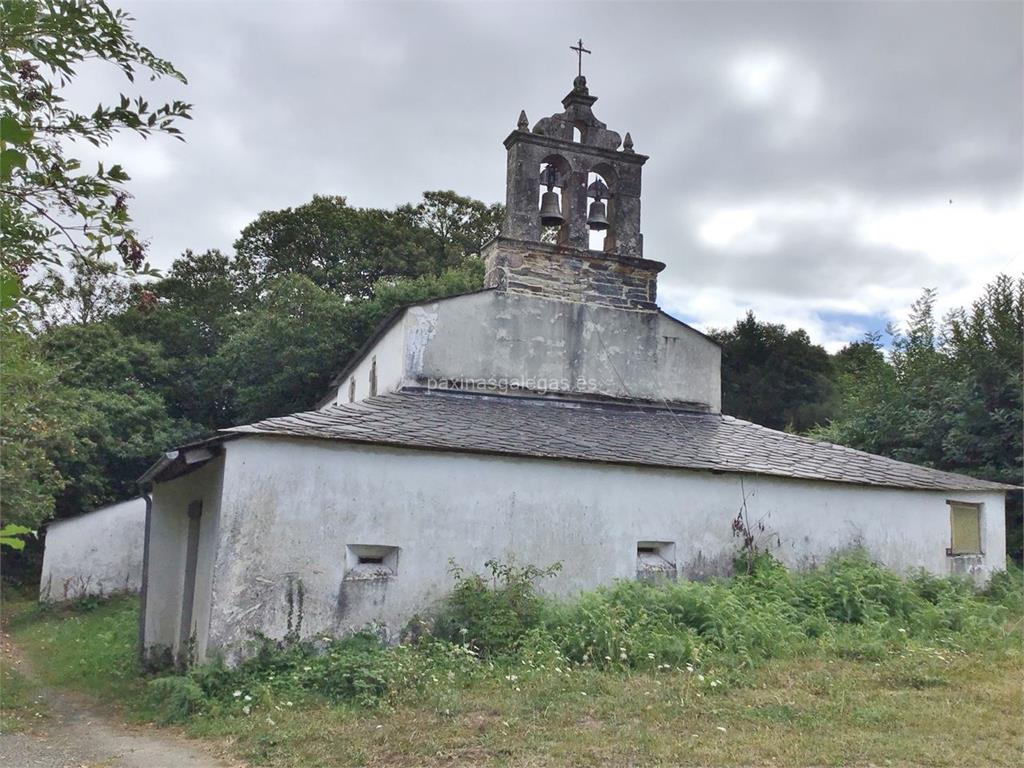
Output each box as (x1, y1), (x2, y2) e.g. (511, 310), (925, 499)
(196, 436), (1005, 662)
(324, 317), (406, 407)
(40, 498), (146, 602)
(143, 457), (224, 663)
(320, 292), (722, 411)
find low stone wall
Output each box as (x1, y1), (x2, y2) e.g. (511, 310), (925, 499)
(39, 497), (146, 602)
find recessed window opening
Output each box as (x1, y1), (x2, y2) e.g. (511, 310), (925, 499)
(636, 541), (677, 583)
(345, 544), (399, 581)
(572, 125), (583, 143)
(368, 355), (378, 397)
(348, 377), (356, 403)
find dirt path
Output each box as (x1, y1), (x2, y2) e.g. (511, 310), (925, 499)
(0, 635), (237, 768)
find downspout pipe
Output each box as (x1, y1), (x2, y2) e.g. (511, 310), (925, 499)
(138, 483), (154, 668)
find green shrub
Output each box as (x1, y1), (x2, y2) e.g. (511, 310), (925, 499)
(432, 558), (561, 656)
(983, 563), (1024, 615)
(148, 676), (207, 723)
(795, 551), (921, 624)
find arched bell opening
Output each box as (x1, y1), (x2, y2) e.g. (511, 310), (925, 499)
(586, 168), (615, 252)
(538, 154), (571, 245)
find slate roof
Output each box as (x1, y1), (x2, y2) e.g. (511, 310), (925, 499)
(225, 391), (1012, 493)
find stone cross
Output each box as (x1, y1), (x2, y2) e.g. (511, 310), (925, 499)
(570, 38), (591, 77)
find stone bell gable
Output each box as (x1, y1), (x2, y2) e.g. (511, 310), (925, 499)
(314, 72), (720, 409)
(483, 75), (664, 312)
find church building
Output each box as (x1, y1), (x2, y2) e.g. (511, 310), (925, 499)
(140, 72), (1010, 665)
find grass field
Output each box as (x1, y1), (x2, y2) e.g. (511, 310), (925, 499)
(2, 572), (1022, 767)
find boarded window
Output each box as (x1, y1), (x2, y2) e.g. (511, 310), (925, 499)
(948, 502), (982, 555)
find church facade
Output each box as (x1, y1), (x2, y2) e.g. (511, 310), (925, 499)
(140, 75), (1009, 665)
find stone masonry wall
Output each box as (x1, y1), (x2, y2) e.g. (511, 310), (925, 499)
(483, 237), (662, 311)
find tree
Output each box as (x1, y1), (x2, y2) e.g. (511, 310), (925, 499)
(38, 252), (131, 326)
(0, 326), (71, 529)
(233, 195), (432, 300)
(397, 190), (503, 272)
(38, 322), (199, 518)
(209, 275), (365, 424)
(0, 0), (191, 321)
(114, 248), (246, 427)
(710, 311), (835, 432)
(233, 192), (503, 301)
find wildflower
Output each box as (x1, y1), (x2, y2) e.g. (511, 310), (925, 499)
(716, 726), (727, 733)
(233, 690), (242, 698)
(244, 695), (252, 702)
(710, 680), (719, 688)
(685, 664), (694, 673)
(647, 653), (656, 660)
(619, 652), (628, 661)
(697, 674), (705, 682)
(303, 666), (312, 672)
(242, 705), (251, 715)
(286, 701), (293, 707)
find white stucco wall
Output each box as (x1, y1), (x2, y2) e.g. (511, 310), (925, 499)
(144, 457), (224, 662)
(320, 292), (722, 411)
(200, 436), (1005, 661)
(325, 318), (406, 407)
(39, 498), (146, 602)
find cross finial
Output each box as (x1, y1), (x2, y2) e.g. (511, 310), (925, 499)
(570, 38), (591, 78)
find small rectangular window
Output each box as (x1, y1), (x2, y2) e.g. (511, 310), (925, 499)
(947, 502), (982, 555)
(345, 544), (398, 580)
(636, 541), (676, 583)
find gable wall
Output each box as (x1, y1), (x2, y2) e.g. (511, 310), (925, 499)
(204, 437), (1005, 662)
(322, 317), (406, 407)
(323, 291), (721, 410)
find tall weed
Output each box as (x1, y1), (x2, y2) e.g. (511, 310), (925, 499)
(147, 553), (1019, 723)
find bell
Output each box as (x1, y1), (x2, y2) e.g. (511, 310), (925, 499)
(539, 190), (564, 227)
(587, 199), (609, 231)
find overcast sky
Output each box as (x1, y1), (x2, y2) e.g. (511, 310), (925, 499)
(73, 0), (1023, 351)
